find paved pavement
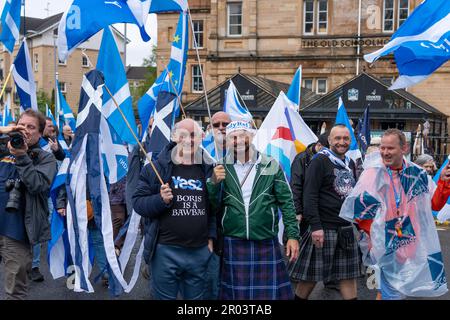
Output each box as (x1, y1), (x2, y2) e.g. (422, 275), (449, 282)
(1, 227), (450, 300)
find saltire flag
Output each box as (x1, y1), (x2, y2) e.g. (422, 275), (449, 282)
(224, 80), (253, 122)
(357, 105), (371, 155)
(146, 91), (176, 159)
(253, 91), (317, 181)
(364, 0), (450, 89)
(97, 27), (137, 145)
(0, 0), (21, 53)
(138, 11), (188, 134)
(286, 66), (302, 110)
(335, 97), (362, 162)
(57, 80), (76, 132)
(12, 39), (38, 110)
(433, 156), (450, 221)
(64, 70), (139, 293)
(58, 0), (188, 62)
(202, 131), (216, 159)
(2, 93), (13, 126)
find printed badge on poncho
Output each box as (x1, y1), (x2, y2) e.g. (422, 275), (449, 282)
(400, 166), (429, 203)
(427, 252), (447, 290)
(354, 191), (381, 220)
(385, 216), (416, 252)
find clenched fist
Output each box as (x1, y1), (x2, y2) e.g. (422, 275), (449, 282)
(160, 183), (173, 204)
(212, 165), (226, 184)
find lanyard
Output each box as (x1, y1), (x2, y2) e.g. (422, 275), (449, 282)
(386, 167), (402, 212)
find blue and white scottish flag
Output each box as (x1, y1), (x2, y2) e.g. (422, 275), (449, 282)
(364, 0), (450, 89)
(97, 27), (137, 145)
(65, 70), (132, 293)
(202, 132), (216, 159)
(223, 80), (253, 122)
(0, 0), (21, 53)
(12, 39), (38, 110)
(56, 81), (76, 132)
(286, 66), (302, 110)
(335, 97), (362, 162)
(2, 93), (13, 126)
(146, 91), (176, 158)
(138, 11), (188, 134)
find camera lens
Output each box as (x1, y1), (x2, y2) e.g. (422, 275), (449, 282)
(9, 132), (25, 149)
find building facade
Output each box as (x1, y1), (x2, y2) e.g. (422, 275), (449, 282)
(0, 14), (126, 115)
(156, 0), (450, 123)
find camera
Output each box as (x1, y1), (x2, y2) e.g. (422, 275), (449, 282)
(9, 132), (25, 149)
(5, 178), (23, 213)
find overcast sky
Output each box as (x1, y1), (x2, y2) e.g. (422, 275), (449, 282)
(26, 0), (158, 66)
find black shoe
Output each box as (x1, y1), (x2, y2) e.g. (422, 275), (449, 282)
(30, 267), (44, 282)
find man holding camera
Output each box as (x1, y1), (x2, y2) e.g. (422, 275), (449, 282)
(0, 110), (57, 300)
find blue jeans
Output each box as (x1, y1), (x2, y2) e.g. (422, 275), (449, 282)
(150, 243), (212, 300)
(204, 253), (220, 300)
(89, 228), (108, 276)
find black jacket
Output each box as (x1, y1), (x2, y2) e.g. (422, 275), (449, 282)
(16, 145), (57, 245)
(132, 142), (216, 264)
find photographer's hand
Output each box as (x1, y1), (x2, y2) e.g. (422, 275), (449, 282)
(8, 141), (28, 157)
(0, 125), (27, 136)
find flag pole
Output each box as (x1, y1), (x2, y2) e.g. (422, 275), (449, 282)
(187, 6), (220, 162)
(164, 66), (186, 119)
(103, 84), (164, 185)
(0, 66), (13, 103)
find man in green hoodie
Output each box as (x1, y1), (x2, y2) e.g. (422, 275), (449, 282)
(208, 120), (299, 300)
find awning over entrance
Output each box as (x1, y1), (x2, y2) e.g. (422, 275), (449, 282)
(185, 73), (318, 119)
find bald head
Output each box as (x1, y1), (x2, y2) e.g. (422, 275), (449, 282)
(211, 112), (231, 136)
(328, 125), (351, 157)
(171, 118), (204, 161)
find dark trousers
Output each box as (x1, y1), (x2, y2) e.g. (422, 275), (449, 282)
(0, 236), (32, 300)
(111, 204), (127, 250)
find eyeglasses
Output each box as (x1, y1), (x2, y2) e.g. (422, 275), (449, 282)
(212, 122), (230, 128)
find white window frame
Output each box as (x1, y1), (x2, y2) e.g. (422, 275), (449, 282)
(303, 0), (315, 35)
(59, 82), (67, 94)
(383, 0), (395, 33)
(58, 59), (67, 66)
(316, 0), (328, 35)
(33, 53), (38, 72)
(82, 56), (89, 68)
(227, 2), (243, 37)
(192, 20), (204, 49)
(192, 65), (204, 93)
(316, 78), (327, 95)
(397, 0), (409, 29)
(302, 78), (314, 91)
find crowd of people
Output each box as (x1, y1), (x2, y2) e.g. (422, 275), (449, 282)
(0, 108), (450, 301)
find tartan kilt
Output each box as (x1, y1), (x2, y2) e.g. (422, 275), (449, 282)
(220, 237), (293, 300)
(287, 228), (362, 283)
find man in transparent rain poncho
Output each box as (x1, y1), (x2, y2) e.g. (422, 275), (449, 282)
(340, 129), (448, 300)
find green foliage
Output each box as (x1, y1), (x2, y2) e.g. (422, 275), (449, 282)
(36, 90), (51, 114)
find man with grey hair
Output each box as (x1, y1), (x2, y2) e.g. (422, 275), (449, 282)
(414, 154), (436, 176)
(133, 118), (216, 300)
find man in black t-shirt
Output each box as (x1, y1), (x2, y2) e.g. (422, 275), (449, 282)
(133, 119), (216, 300)
(288, 124), (361, 300)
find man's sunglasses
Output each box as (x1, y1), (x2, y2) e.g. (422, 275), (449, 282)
(212, 122), (230, 128)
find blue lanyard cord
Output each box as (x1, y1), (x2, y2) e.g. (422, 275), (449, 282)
(387, 167), (402, 211)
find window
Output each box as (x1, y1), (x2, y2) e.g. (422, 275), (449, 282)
(168, 27), (173, 43)
(303, 0), (328, 35)
(317, 0), (328, 34)
(304, 0), (314, 34)
(317, 79), (327, 94)
(59, 82), (67, 93)
(192, 65), (203, 93)
(381, 77), (394, 85)
(227, 2), (242, 36)
(34, 54), (38, 72)
(303, 78), (313, 91)
(383, 0), (409, 32)
(398, 0), (409, 28)
(58, 59), (67, 66)
(82, 56), (89, 67)
(192, 20), (204, 48)
(53, 28), (58, 36)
